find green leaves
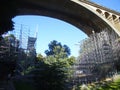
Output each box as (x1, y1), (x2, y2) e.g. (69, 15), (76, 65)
(45, 40), (71, 58)
(34, 45), (75, 90)
(85, 76), (120, 90)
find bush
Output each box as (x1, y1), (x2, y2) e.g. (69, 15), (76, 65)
(14, 79), (35, 90)
(80, 84), (90, 90)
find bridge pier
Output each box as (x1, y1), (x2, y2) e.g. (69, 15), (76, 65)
(0, 0), (120, 36)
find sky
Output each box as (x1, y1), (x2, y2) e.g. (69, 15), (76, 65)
(12, 0), (120, 57)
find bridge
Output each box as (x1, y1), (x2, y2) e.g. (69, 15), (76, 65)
(0, 0), (120, 89)
(0, 0), (120, 36)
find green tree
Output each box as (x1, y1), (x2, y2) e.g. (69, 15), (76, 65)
(36, 53), (45, 62)
(34, 55), (75, 90)
(45, 40), (71, 58)
(32, 41), (75, 90)
(0, 34), (18, 80)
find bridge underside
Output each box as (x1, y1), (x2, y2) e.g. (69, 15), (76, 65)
(0, 0), (118, 36)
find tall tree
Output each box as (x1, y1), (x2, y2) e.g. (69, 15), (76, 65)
(32, 41), (75, 90)
(34, 55), (76, 90)
(45, 40), (71, 58)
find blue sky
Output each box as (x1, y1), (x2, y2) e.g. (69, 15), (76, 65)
(91, 0), (120, 12)
(12, 0), (120, 57)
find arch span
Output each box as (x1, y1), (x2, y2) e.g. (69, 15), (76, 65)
(0, 0), (120, 36)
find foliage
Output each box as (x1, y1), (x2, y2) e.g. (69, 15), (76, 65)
(0, 34), (18, 80)
(73, 74), (120, 90)
(80, 84), (90, 90)
(37, 53), (45, 61)
(12, 40), (75, 90)
(45, 40), (71, 58)
(24, 66), (35, 75)
(14, 79), (35, 90)
(30, 40), (76, 90)
(33, 55), (76, 90)
(86, 75), (120, 90)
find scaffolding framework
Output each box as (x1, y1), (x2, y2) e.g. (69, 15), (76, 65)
(0, 24), (37, 74)
(27, 37), (36, 50)
(73, 28), (120, 84)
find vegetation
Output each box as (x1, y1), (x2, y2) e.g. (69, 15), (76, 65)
(1, 32), (120, 90)
(30, 40), (75, 90)
(73, 75), (120, 90)
(45, 40), (71, 58)
(0, 35), (76, 90)
(0, 34), (18, 80)
(14, 80), (35, 90)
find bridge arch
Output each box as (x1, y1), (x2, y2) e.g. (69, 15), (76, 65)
(0, 0), (120, 36)
(0, 0), (120, 85)
(70, 0), (120, 36)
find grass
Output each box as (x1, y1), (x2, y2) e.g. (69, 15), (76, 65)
(74, 75), (120, 90)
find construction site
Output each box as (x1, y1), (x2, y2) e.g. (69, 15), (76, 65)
(0, 24), (37, 77)
(73, 28), (120, 85)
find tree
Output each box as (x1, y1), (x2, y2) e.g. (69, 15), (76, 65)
(34, 55), (75, 90)
(0, 34), (18, 80)
(45, 40), (71, 58)
(37, 53), (45, 62)
(31, 41), (75, 90)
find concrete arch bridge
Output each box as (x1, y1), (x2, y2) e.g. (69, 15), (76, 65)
(0, 0), (120, 89)
(0, 0), (120, 36)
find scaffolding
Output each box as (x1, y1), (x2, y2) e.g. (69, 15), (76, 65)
(73, 28), (120, 85)
(0, 23), (37, 75)
(27, 37), (36, 50)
